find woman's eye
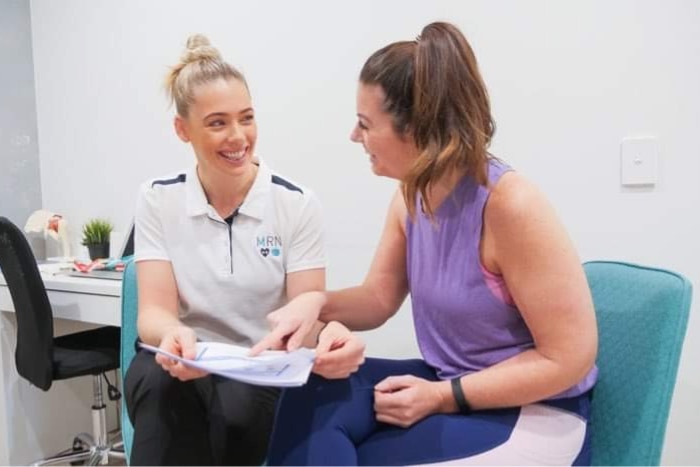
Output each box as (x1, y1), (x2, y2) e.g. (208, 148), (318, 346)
(358, 121), (368, 130)
(208, 120), (225, 127)
(242, 115), (255, 124)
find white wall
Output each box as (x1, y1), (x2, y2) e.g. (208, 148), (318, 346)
(29, 0), (700, 463)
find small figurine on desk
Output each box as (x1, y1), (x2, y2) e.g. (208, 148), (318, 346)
(24, 209), (72, 260)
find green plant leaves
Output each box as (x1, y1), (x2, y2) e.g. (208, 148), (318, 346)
(81, 218), (113, 245)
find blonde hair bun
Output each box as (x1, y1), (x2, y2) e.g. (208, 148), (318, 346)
(165, 33), (245, 116)
(180, 33), (221, 64)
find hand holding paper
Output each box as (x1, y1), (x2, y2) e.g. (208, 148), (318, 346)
(155, 326), (206, 381)
(140, 341), (316, 387)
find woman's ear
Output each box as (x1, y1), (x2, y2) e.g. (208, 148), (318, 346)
(400, 124), (415, 144)
(174, 116), (190, 143)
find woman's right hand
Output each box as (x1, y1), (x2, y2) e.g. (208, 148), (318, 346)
(249, 291), (327, 356)
(155, 325), (208, 381)
(313, 321), (365, 378)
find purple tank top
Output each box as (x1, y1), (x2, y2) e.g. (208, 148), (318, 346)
(406, 159), (596, 398)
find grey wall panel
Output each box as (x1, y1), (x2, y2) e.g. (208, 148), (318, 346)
(0, 0), (41, 228)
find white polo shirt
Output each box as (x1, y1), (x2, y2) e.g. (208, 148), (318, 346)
(134, 160), (326, 347)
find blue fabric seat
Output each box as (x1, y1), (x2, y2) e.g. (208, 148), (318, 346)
(584, 261), (692, 466)
(120, 259), (138, 463)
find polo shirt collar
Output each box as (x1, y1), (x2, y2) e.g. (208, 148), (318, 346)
(185, 166), (209, 217)
(238, 159), (270, 221)
(184, 160), (271, 221)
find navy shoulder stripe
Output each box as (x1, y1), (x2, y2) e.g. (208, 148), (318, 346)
(152, 173), (186, 187)
(271, 175), (303, 194)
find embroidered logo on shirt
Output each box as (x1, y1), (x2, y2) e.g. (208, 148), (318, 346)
(257, 235), (282, 258)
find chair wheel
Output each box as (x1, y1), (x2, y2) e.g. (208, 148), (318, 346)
(70, 436), (89, 464)
(72, 437), (87, 451)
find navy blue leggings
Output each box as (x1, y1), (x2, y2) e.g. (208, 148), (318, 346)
(267, 358), (591, 466)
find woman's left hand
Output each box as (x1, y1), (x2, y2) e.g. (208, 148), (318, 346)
(374, 375), (447, 427)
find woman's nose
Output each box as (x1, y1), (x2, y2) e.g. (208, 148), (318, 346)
(350, 124), (361, 143)
(228, 124), (244, 143)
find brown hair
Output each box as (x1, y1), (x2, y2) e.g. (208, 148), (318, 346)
(164, 34), (246, 117)
(359, 22), (495, 219)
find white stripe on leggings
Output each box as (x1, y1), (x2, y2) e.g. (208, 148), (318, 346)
(422, 404), (587, 466)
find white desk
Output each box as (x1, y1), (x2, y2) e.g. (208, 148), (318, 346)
(0, 272), (122, 326)
(0, 271), (122, 465)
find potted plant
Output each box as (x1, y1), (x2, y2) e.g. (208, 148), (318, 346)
(81, 218), (113, 260)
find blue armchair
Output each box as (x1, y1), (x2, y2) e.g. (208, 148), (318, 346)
(584, 261), (692, 466)
(120, 259), (138, 463)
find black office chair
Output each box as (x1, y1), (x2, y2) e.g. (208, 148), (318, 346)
(0, 216), (125, 465)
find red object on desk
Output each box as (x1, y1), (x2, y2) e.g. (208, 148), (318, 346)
(73, 260), (105, 273)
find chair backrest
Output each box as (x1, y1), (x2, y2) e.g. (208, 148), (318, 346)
(584, 261), (692, 466)
(0, 216), (54, 390)
(120, 258), (138, 463)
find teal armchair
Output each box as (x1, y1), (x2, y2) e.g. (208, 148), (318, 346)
(584, 261), (692, 466)
(120, 259), (138, 463)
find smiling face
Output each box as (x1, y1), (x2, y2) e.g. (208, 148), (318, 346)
(174, 77), (257, 180)
(350, 83), (418, 180)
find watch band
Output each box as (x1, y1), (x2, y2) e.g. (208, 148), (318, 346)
(451, 377), (472, 414)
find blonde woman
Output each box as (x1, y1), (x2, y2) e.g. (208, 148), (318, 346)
(124, 35), (364, 465)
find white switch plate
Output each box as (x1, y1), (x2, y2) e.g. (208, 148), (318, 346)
(620, 136), (658, 186)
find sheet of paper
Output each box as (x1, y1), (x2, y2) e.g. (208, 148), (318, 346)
(138, 342), (316, 387)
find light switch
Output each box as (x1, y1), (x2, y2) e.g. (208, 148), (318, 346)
(620, 136), (658, 186)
